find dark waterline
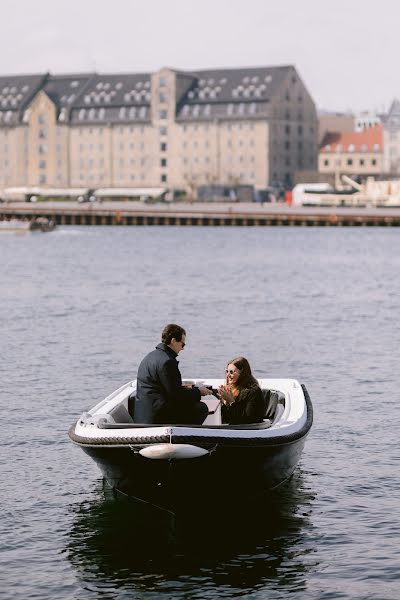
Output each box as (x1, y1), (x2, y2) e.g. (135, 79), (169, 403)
(1, 226), (399, 599)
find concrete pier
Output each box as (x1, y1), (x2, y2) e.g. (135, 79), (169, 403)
(2, 201), (400, 227)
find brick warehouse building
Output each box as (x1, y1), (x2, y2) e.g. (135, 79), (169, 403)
(0, 66), (318, 196)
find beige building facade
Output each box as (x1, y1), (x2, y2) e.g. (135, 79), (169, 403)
(319, 125), (384, 181)
(0, 66), (318, 196)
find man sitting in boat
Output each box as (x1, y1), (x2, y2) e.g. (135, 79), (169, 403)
(218, 357), (265, 424)
(135, 323), (212, 424)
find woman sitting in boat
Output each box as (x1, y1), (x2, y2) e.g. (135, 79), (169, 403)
(218, 357), (265, 425)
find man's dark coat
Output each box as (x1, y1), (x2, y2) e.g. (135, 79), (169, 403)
(135, 343), (205, 424)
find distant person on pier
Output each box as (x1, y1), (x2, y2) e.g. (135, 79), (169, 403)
(135, 323), (211, 424)
(218, 357), (264, 425)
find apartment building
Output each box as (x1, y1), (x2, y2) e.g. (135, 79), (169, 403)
(0, 66), (318, 194)
(319, 124), (384, 180)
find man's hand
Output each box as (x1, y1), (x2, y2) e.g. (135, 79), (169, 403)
(198, 386), (213, 396)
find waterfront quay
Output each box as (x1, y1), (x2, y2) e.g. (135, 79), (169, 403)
(2, 201), (400, 227)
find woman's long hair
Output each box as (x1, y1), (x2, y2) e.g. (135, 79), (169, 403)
(226, 357), (259, 390)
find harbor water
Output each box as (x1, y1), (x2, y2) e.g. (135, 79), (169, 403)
(1, 226), (399, 599)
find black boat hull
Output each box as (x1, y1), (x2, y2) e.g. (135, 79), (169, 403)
(71, 384), (313, 510)
(81, 435), (307, 509)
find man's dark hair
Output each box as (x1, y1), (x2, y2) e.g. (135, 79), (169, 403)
(162, 323), (186, 345)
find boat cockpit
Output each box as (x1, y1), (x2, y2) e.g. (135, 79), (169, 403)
(85, 383), (286, 430)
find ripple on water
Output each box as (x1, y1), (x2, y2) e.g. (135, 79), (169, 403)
(1, 226), (400, 599)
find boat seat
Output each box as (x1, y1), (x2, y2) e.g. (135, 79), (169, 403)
(128, 393), (136, 420)
(272, 403), (285, 424)
(262, 389), (285, 420)
(110, 403), (134, 424)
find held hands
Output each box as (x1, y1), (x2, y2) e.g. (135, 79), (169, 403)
(217, 384), (235, 406)
(198, 385), (213, 396)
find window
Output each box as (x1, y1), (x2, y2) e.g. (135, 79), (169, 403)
(161, 174), (167, 182)
(159, 126), (167, 135)
(360, 159), (365, 166)
(161, 158), (167, 167)
(159, 92), (167, 103)
(39, 160), (46, 169)
(347, 158), (353, 165)
(159, 109), (167, 119)
(38, 114), (45, 124)
(324, 159), (329, 166)
(160, 142), (167, 152)
(371, 158), (377, 166)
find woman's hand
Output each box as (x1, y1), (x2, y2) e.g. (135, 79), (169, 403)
(218, 384), (235, 405)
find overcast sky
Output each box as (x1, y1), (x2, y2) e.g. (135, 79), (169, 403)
(1, 0), (399, 113)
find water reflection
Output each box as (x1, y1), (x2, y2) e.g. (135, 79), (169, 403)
(66, 471), (317, 598)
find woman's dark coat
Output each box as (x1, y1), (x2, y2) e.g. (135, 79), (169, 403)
(221, 386), (265, 425)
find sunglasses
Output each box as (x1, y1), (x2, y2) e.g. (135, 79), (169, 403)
(226, 369), (238, 375)
(181, 341), (186, 348)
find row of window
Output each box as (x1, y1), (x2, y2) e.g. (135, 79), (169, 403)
(182, 155), (256, 165)
(182, 123), (255, 132)
(182, 139), (256, 149)
(323, 143), (381, 152)
(322, 158), (378, 167)
(181, 103), (260, 118)
(183, 172), (257, 182)
(75, 125), (148, 135)
(77, 107), (148, 121)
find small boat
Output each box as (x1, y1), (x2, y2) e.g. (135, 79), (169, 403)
(0, 217), (56, 232)
(69, 378), (313, 510)
(29, 217), (57, 232)
(0, 218), (31, 232)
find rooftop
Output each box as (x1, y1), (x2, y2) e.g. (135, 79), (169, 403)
(320, 124), (383, 153)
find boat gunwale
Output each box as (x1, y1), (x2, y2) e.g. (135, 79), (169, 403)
(68, 385), (313, 448)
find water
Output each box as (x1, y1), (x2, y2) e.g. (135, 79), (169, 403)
(1, 226), (399, 599)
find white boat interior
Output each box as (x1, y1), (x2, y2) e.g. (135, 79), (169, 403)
(74, 378), (308, 442)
